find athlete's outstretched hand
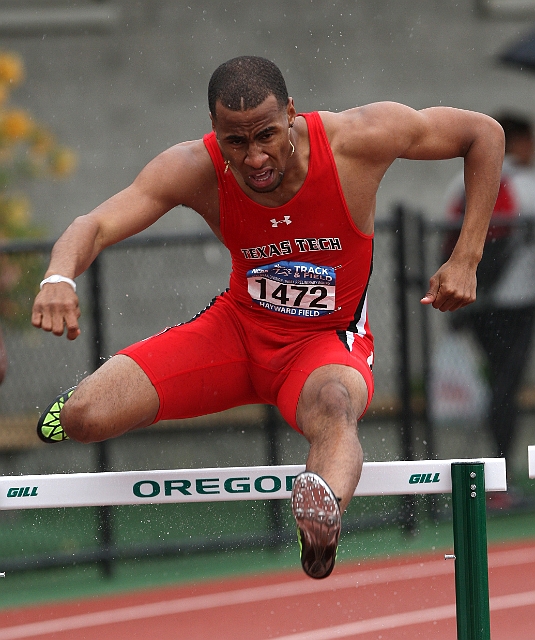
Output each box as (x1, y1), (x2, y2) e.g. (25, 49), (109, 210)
(31, 283), (81, 340)
(420, 258), (477, 312)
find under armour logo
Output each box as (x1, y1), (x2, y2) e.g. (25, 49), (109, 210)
(270, 216), (292, 227)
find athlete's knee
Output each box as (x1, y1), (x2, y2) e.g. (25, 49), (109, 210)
(301, 369), (367, 424)
(61, 387), (101, 443)
(310, 379), (357, 422)
(325, 379), (358, 416)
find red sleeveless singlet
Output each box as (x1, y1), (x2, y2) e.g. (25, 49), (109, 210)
(203, 111), (374, 343)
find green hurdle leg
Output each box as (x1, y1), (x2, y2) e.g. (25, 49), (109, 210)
(451, 461), (491, 640)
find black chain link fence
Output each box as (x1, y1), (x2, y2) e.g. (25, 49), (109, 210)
(2, 206), (534, 573)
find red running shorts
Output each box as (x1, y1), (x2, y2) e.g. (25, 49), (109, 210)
(118, 292), (374, 433)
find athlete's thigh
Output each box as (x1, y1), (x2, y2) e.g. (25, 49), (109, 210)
(118, 296), (261, 422)
(63, 354), (160, 441)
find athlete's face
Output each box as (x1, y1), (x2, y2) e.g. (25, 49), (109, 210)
(211, 95), (296, 193)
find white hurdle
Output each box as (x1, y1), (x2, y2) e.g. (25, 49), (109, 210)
(0, 457), (506, 510)
(0, 457), (507, 640)
(529, 446), (535, 479)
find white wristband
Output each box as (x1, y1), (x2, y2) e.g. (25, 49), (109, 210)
(40, 275), (77, 292)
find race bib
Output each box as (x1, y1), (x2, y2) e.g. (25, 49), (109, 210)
(247, 260), (336, 317)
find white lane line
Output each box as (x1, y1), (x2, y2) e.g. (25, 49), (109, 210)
(0, 546), (533, 639)
(265, 604), (458, 640)
(268, 589), (535, 640)
(0, 561), (453, 639)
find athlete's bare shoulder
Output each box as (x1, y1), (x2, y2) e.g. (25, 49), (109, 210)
(319, 102), (422, 164)
(136, 138), (218, 212)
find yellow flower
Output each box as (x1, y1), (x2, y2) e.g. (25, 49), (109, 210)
(0, 109), (33, 140)
(49, 146), (77, 176)
(0, 51), (74, 328)
(1, 195), (30, 228)
(30, 127), (55, 155)
(0, 52), (24, 86)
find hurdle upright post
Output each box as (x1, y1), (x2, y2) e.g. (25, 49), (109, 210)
(451, 461), (491, 640)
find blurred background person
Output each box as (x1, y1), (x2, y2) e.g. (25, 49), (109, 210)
(443, 112), (535, 507)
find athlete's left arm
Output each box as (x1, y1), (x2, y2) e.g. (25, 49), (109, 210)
(329, 103), (503, 310)
(400, 105), (505, 312)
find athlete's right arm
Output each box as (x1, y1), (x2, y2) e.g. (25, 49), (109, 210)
(32, 140), (216, 340)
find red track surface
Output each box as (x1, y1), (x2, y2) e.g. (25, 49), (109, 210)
(1, 540), (535, 639)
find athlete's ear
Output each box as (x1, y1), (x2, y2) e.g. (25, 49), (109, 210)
(287, 97), (297, 127)
(209, 112), (216, 133)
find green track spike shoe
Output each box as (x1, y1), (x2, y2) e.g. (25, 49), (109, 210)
(36, 388), (75, 443)
(291, 471), (341, 579)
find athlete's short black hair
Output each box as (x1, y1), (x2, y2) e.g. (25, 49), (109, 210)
(208, 56), (289, 117)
